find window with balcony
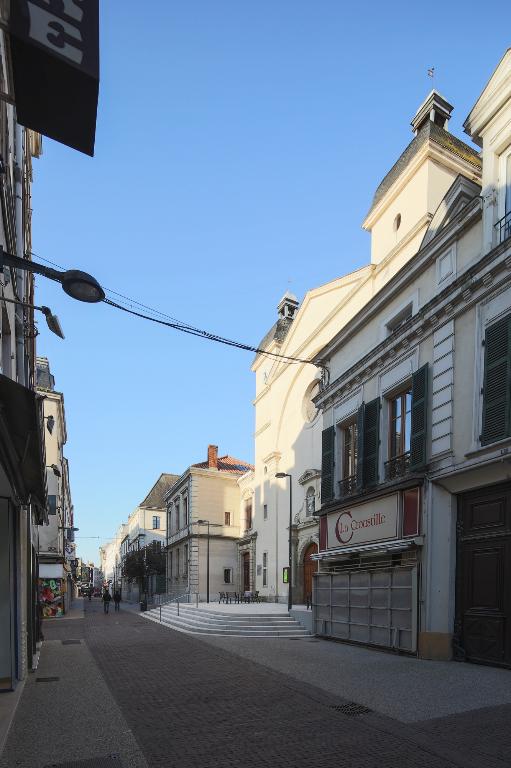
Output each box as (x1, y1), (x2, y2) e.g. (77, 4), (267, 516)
(386, 387), (412, 480)
(496, 149), (511, 244)
(339, 419), (357, 498)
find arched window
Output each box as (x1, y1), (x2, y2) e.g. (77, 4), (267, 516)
(306, 487), (315, 517)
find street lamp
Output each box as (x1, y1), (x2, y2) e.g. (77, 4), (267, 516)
(275, 472), (293, 611)
(0, 246), (105, 303)
(196, 519), (222, 603)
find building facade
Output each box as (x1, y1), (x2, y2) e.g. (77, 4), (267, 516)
(36, 357), (75, 617)
(166, 445), (252, 600)
(247, 84), (481, 605)
(313, 52), (511, 668)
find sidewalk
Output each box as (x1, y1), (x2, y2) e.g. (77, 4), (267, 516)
(0, 600), (147, 768)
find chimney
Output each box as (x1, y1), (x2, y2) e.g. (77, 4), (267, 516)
(207, 445), (218, 469)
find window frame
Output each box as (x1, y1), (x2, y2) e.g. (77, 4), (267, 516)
(152, 515), (160, 530)
(224, 510), (231, 526)
(388, 386), (412, 461)
(262, 552), (268, 587)
(223, 567), (232, 584)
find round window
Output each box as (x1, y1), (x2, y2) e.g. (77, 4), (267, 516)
(303, 381), (320, 423)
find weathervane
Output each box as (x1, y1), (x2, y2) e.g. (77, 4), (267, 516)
(427, 66), (435, 81)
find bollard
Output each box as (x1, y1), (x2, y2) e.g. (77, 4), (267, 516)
(177, 598), (179, 616)
(195, 591), (198, 608)
(159, 605), (162, 623)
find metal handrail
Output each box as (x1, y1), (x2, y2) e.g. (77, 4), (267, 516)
(384, 451), (411, 481)
(495, 210), (511, 245)
(338, 474), (357, 499)
(154, 591), (199, 623)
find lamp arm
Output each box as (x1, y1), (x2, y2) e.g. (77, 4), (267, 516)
(1, 248), (63, 283)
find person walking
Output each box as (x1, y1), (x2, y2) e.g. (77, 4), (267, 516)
(102, 588), (112, 614)
(113, 589), (121, 612)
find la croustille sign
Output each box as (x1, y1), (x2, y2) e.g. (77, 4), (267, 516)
(9, 0), (99, 156)
(326, 494), (398, 549)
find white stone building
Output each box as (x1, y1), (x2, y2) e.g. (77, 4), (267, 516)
(245, 83), (481, 605)
(312, 51), (511, 667)
(166, 445), (253, 601)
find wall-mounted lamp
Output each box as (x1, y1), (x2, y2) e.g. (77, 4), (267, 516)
(47, 464), (61, 478)
(1, 295), (65, 339)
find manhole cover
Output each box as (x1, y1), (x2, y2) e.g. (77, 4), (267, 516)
(329, 702), (372, 716)
(44, 755), (122, 767)
(36, 676), (60, 683)
(61, 639), (82, 645)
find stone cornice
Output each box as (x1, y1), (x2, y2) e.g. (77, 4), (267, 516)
(315, 195), (482, 369)
(317, 233), (511, 410)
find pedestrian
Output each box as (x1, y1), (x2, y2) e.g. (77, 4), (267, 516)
(113, 589), (121, 612)
(102, 588), (112, 614)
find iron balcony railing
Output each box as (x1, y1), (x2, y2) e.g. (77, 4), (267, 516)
(338, 474), (357, 499)
(384, 451), (411, 481)
(495, 210), (511, 246)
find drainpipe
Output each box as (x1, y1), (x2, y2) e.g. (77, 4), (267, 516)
(14, 121), (25, 386)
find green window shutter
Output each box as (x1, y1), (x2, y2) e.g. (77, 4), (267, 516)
(356, 404), (365, 491)
(363, 397), (380, 488)
(481, 316), (511, 445)
(410, 363), (429, 471)
(321, 426), (335, 503)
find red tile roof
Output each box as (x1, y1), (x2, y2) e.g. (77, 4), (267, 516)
(192, 455), (254, 474)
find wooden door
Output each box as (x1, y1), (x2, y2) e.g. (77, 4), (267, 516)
(243, 552), (250, 591)
(456, 483), (511, 667)
(303, 543), (318, 603)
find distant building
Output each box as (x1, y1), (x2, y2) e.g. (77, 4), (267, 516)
(165, 446), (253, 600)
(36, 358), (76, 617)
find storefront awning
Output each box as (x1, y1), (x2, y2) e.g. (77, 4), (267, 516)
(0, 373), (47, 520)
(312, 536), (424, 560)
(9, 0), (100, 156)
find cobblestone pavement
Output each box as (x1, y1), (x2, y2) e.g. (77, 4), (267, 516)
(3, 599), (510, 768)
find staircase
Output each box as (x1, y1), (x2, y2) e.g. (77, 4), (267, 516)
(141, 604), (311, 638)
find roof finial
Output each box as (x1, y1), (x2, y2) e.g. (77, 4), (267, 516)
(427, 66), (435, 80)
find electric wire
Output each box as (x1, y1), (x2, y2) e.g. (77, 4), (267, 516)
(29, 251), (316, 366)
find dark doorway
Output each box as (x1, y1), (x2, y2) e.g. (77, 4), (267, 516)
(302, 543), (318, 603)
(456, 483), (511, 667)
(243, 552), (250, 592)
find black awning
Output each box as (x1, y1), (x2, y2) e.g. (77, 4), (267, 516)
(9, 0), (99, 156)
(0, 373), (47, 519)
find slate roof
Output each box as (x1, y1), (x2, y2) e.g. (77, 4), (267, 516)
(140, 473), (180, 508)
(192, 455), (254, 474)
(366, 121), (481, 219)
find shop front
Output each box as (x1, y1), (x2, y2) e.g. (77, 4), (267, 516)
(313, 487), (422, 653)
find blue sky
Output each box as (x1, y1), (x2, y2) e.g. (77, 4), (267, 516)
(31, 1), (510, 563)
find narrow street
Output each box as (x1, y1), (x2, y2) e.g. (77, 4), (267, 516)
(2, 599), (510, 768)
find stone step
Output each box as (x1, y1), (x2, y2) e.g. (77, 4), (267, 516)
(143, 612), (310, 637)
(142, 605), (311, 638)
(157, 608), (298, 626)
